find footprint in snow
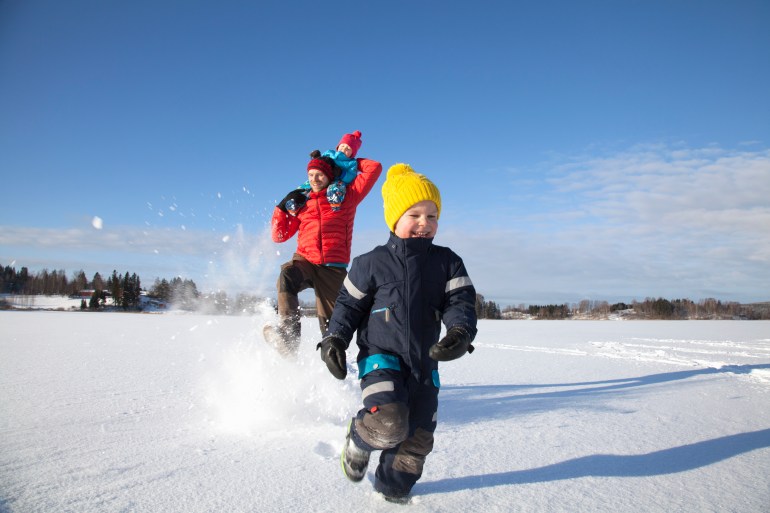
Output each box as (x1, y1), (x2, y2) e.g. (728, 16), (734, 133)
(313, 441), (339, 460)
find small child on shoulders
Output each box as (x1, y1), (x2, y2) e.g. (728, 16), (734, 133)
(288, 131), (364, 213)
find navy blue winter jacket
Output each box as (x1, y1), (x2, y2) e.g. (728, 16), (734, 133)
(326, 232), (478, 383)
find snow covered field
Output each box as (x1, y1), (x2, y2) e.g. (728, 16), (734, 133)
(1, 310), (769, 512)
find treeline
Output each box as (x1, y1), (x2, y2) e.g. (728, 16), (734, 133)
(475, 294), (770, 321)
(0, 266), (121, 299)
(476, 294), (502, 319)
(503, 297), (770, 320)
(625, 297), (769, 320)
(146, 277), (200, 310)
(3, 265), (767, 319)
(2, 265), (508, 317)
(2, 266), (81, 295)
(76, 272), (143, 310)
(0, 265), (200, 311)
(526, 304), (571, 320)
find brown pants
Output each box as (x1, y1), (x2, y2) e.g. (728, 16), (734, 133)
(276, 253), (347, 339)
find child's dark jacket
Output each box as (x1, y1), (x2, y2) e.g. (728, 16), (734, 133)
(326, 232), (478, 383)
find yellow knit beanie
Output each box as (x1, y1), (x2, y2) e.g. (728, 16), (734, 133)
(382, 163), (442, 231)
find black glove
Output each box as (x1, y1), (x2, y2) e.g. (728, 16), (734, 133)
(317, 335), (347, 379)
(429, 326), (474, 361)
(277, 189), (307, 213)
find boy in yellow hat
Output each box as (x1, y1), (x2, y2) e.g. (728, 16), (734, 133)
(317, 163), (478, 503)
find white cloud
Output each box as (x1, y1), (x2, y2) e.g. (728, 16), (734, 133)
(445, 144), (770, 304)
(1, 225), (219, 255)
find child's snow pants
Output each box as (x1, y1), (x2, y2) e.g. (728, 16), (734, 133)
(349, 364), (439, 498)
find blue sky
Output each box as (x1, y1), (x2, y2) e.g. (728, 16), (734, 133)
(1, 0), (769, 306)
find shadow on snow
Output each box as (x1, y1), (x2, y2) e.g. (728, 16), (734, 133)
(438, 364), (770, 423)
(417, 427), (770, 493)
(420, 363), (770, 494)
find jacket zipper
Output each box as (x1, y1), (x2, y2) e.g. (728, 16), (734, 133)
(402, 242), (409, 343)
(315, 198), (324, 263)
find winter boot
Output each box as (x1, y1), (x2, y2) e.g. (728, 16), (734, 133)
(341, 421), (370, 482)
(263, 315), (301, 358)
(374, 477), (412, 504)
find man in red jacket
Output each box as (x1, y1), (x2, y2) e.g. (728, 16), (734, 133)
(265, 132), (382, 357)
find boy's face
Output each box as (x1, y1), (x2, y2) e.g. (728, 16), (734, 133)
(307, 169), (330, 192)
(337, 143), (353, 158)
(394, 200), (439, 239)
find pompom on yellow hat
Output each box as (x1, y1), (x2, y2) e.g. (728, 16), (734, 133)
(382, 163), (442, 231)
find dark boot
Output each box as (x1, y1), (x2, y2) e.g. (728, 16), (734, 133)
(263, 316), (300, 357)
(374, 478), (411, 504)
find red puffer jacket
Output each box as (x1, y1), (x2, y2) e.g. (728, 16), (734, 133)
(271, 158), (382, 265)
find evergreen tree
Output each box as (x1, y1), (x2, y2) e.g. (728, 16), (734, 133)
(109, 270), (122, 307)
(89, 290), (105, 310)
(149, 278), (171, 301)
(18, 267), (30, 294)
(71, 270), (88, 295)
(120, 272), (141, 309)
(0, 266), (15, 293)
(92, 272), (104, 291)
(170, 277), (199, 310)
(484, 300), (502, 319)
